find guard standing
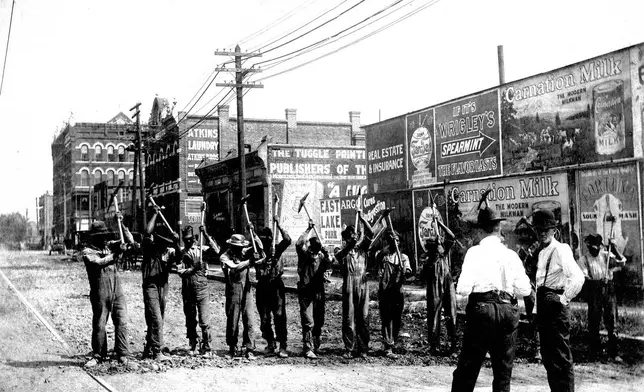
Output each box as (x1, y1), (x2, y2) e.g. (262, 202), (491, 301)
(533, 209), (585, 392)
(451, 206), (532, 392)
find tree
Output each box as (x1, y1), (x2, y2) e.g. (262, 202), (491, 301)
(555, 112), (561, 127)
(0, 213), (28, 246)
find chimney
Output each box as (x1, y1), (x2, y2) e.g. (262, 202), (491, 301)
(285, 108), (297, 143)
(349, 111), (364, 146)
(218, 105), (230, 158)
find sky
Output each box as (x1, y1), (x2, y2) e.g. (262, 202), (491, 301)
(0, 0), (643, 220)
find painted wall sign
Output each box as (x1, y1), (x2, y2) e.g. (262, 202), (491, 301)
(406, 109), (436, 187)
(502, 49), (634, 173)
(187, 127), (220, 187)
(578, 164), (642, 286)
(364, 117), (407, 193)
(434, 90), (502, 182)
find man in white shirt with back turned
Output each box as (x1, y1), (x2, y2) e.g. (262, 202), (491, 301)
(451, 205), (531, 392)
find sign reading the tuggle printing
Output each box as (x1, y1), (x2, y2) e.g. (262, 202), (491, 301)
(406, 109), (436, 187)
(269, 146), (367, 181)
(364, 117), (407, 193)
(434, 90), (502, 182)
(578, 164), (642, 286)
(501, 48), (634, 174)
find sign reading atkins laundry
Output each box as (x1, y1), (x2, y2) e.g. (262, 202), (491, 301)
(186, 127), (220, 187)
(578, 164), (642, 286)
(364, 117), (407, 193)
(406, 109), (436, 187)
(434, 90), (502, 182)
(502, 47), (635, 174)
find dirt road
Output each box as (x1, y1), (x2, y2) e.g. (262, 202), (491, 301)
(1, 250), (643, 392)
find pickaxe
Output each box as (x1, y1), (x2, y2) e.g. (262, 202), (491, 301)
(241, 194), (258, 253)
(109, 181), (125, 244)
(199, 201), (206, 268)
(354, 188), (362, 230)
(383, 208), (403, 265)
(272, 193), (280, 256)
(298, 192), (321, 242)
(147, 195), (176, 236)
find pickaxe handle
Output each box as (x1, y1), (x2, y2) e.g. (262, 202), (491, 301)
(272, 195), (279, 255)
(113, 195), (125, 244)
(147, 196), (174, 234)
(386, 214), (402, 265)
(199, 202), (205, 267)
(302, 204), (322, 243)
(242, 202), (258, 253)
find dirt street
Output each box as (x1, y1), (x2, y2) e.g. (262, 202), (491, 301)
(1, 250), (643, 392)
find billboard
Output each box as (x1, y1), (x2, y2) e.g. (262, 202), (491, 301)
(578, 164), (642, 287)
(434, 90), (502, 182)
(502, 48), (635, 173)
(406, 109), (436, 187)
(365, 117), (407, 193)
(186, 127), (220, 188)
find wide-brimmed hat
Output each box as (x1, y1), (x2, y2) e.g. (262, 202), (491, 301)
(182, 226), (194, 240)
(584, 233), (603, 247)
(477, 207), (505, 227)
(532, 209), (557, 230)
(88, 221), (109, 236)
(227, 234), (249, 247)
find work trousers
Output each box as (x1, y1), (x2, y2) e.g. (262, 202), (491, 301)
(427, 266), (457, 350)
(142, 277), (168, 354)
(379, 287), (404, 349)
(256, 277), (288, 348)
(182, 278), (211, 351)
(536, 287), (575, 392)
(90, 271), (129, 358)
(225, 278), (255, 351)
(342, 273), (370, 353)
(298, 284), (325, 352)
(586, 280), (618, 357)
(452, 293), (519, 392)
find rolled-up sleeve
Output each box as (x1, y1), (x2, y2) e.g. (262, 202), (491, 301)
(456, 248), (476, 297)
(509, 250), (532, 297)
(560, 246), (585, 304)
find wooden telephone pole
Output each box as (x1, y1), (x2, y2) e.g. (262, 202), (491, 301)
(215, 45), (262, 232)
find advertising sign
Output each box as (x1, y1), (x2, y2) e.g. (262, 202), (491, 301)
(502, 49), (634, 174)
(630, 44), (644, 158)
(365, 117), (407, 193)
(406, 109), (436, 187)
(435, 90), (502, 182)
(412, 188), (448, 267)
(187, 127), (220, 188)
(578, 164), (642, 286)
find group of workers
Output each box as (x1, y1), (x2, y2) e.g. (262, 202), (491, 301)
(79, 197), (626, 392)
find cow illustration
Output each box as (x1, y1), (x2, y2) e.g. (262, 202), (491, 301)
(593, 193), (628, 253)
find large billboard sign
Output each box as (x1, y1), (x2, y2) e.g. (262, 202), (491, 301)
(502, 48), (635, 173)
(435, 90), (502, 182)
(186, 127), (220, 188)
(578, 164), (642, 286)
(406, 109), (436, 187)
(365, 117), (407, 193)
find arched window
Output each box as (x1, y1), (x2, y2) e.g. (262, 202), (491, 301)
(80, 145), (89, 161)
(94, 170), (102, 185)
(118, 170), (125, 184)
(118, 146), (125, 162)
(80, 169), (90, 186)
(107, 170), (115, 186)
(94, 145), (103, 161)
(107, 146), (115, 162)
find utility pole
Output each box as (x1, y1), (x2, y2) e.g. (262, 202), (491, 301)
(497, 45), (505, 84)
(130, 102), (146, 233)
(215, 45), (262, 232)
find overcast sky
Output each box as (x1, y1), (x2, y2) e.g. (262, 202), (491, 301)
(0, 0), (643, 219)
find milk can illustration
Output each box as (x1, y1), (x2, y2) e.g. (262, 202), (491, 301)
(593, 80), (625, 155)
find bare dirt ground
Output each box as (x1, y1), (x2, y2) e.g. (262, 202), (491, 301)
(1, 250), (643, 392)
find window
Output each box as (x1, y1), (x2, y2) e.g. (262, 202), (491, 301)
(128, 170), (134, 187)
(118, 170), (125, 184)
(107, 170), (115, 186)
(107, 146), (115, 162)
(80, 169), (90, 186)
(118, 146), (125, 162)
(94, 145), (103, 161)
(94, 170), (102, 185)
(80, 145), (89, 161)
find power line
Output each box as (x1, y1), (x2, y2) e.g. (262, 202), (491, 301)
(177, 66), (219, 119)
(256, 0), (442, 82)
(177, 88), (235, 140)
(176, 69), (221, 125)
(0, 0), (16, 96)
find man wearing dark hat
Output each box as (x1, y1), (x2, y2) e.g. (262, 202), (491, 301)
(578, 233), (625, 362)
(178, 225), (220, 355)
(335, 211), (373, 359)
(81, 220), (130, 367)
(533, 208), (584, 392)
(220, 232), (264, 359)
(375, 230), (411, 359)
(296, 219), (332, 359)
(255, 215), (292, 358)
(451, 206), (531, 392)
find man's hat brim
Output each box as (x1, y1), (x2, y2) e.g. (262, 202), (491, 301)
(226, 239), (249, 247)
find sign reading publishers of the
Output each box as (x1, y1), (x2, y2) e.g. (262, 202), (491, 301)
(434, 90), (502, 182)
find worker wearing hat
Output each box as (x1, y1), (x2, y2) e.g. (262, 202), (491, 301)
(533, 209), (584, 392)
(220, 231), (265, 359)
(80, 220), (130, 367)
(177, 225), (220, 356)
(451, 205), (531, 392)
(578, 233), (625, 362)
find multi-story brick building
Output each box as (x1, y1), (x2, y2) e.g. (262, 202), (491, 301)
(37, 192), (53, 248)
(51, 112), (137, 246)
(145, 97), (363, 236)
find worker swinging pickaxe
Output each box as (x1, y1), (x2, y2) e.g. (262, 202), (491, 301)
(298, 192), (323, 244)
(147, 195), (179, 238)
(241, 194), (260, 257)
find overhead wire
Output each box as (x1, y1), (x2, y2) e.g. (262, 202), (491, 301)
(176, 69), (222, 125)
(0, 0), (16, 96)
(177, 87), (236, 140)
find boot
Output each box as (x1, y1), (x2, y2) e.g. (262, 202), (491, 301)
(189, 337), (199, 355)
(200, 329), (211, 354)
(313, 336), (321, 354)
(264, 340), (277, 355)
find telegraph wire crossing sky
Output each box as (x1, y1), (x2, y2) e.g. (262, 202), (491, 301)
(0, 0), (642, 218)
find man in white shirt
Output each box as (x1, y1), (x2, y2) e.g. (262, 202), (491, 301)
(533, 209), (584, 392)
(578, 233), (625, 362)
(451, 206), (531, 392)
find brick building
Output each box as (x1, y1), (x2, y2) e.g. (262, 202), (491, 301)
(37, 192), (53, 248)
(51, 112), (138, 246)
